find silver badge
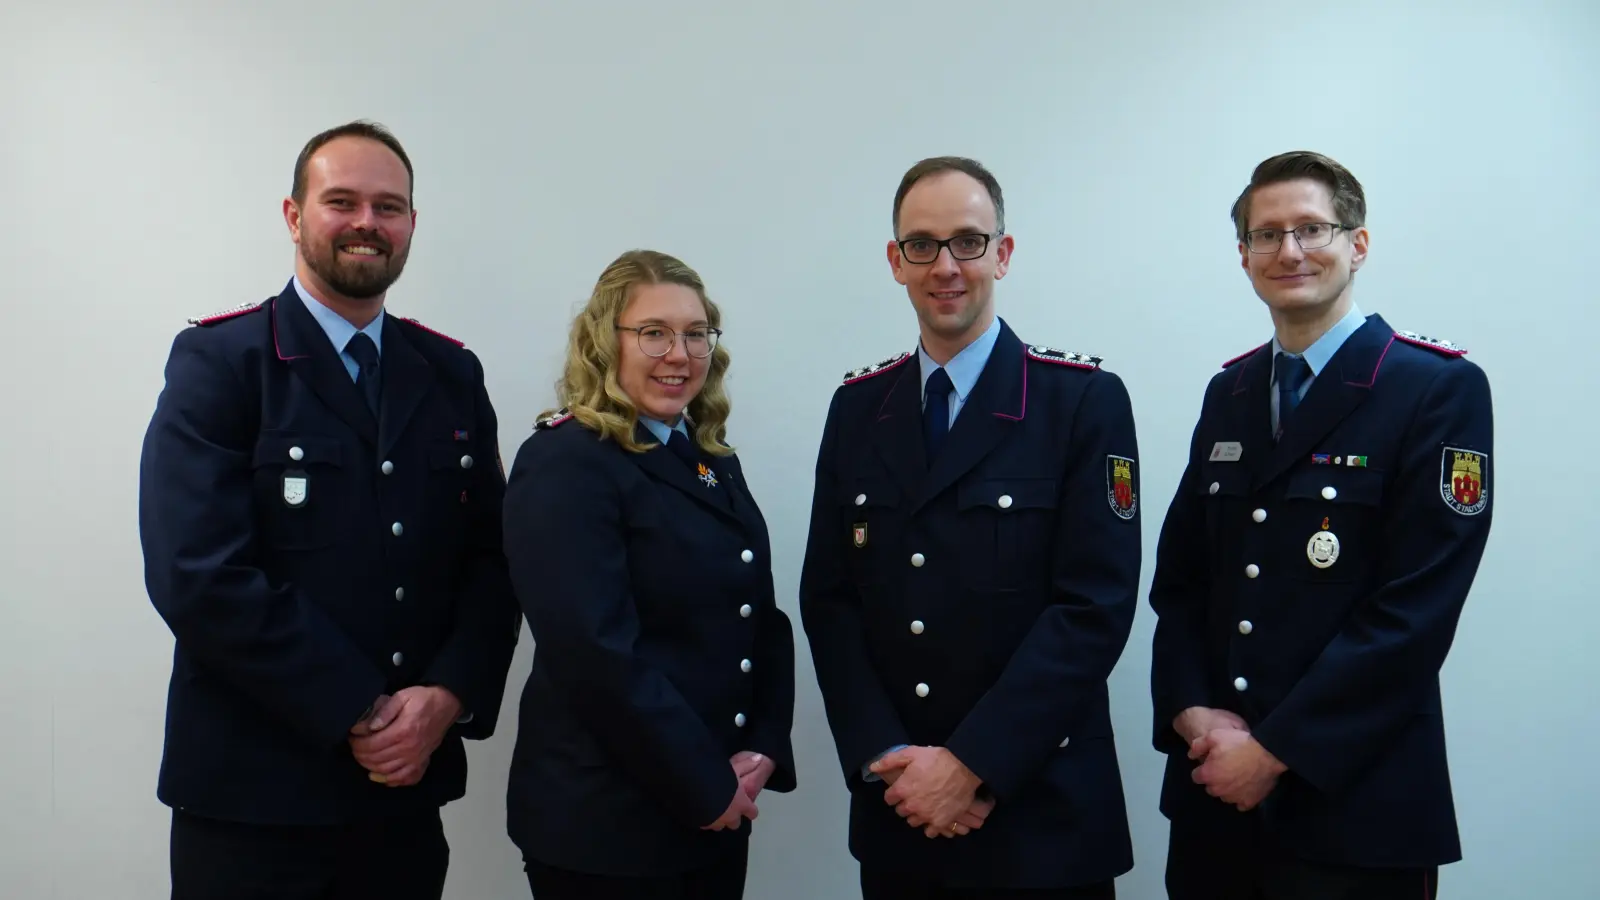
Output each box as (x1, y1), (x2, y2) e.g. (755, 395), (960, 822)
(282, 473), (308, 507)
(1306, 528), (1339, 568)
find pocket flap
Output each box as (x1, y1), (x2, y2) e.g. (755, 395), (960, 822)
(1285, 467), (1385, 505)
(958, 477), (1058, 511)
(252, 435), (344, 468)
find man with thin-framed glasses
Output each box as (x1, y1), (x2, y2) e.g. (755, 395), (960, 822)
(799, 155), (1142, 899)
(1147, 150), (1495, 900)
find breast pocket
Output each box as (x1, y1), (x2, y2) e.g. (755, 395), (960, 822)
(956, 476), (1058, 590)
(252, 434), (347, 550)
(1280, 467), (1386, 583)
(840, 479), (899, 587)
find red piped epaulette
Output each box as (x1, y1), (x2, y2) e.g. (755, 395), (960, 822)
(1393, 330), (1466, 356)
(399, 316), (465, 347)
(534, 407), (573, 430)
(1221, 342), (1268, 368)
(842, 351), (912, 385)
(1025, 345), (1102, 370)
(188, 301), (266, 326)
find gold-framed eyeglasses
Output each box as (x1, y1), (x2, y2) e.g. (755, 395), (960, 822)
(616, 324), (721, 359)
(1244, 222), (1353, 253)
(896, 232), (997, 264)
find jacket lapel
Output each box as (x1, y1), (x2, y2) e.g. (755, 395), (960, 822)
(1222, 343), (1275, 480)
(271, 284), (377, 447)
(1254, 315), (1391, 489)
(631, 424), (742, 526)
(913, 322), (1024, 514)
(376, 317), (435, 459)
(870, 361), (928, 502)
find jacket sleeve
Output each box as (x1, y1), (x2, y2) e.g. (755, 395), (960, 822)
(1147, 384), (1220, 755)
(744, 583), (799, 794)
(420, 351), (522, 740)
(944, 371), (1142, 801)
(501, 431), (737, 829)
(798, 390), (912, 784)
(138, 329), (387, 750)
(1250, 361), (1494, 794)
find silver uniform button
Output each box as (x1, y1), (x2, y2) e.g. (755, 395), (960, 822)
(1234, 676), (1248, 691)
(1238, 620), (1253, 634)
(395, 587), (405, 601)
(915, 682), (929, 698)
(392, 652), (404, 666)
(392, 522), (404, 537)
(998, 494), (1013, 509)
(740, 549), (754, 563)
(1245, 564), (1259, 578)
(740, 659), (752, 673)
(910, 620), (924, 635)
(1322, 486), (1337, 500)
(734, 713), (746, 727)
(382, 460), (394, 475)
(910, 552), (925, 567)
(855, 493), (866, 506)
(460, 455), (473, 469)
(739, 604), (752, 618)
(1209, 482), (1220, 494)
(1252, 508), (1266, 522)
(289, 446), (304, 461)
(1059, 737), (1070, 748)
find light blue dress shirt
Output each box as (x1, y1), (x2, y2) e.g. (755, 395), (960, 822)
(639, 416), (690, 445)
(1270, 303), (1365, 434)
(917, 315), (1002, 426)
(293, 275), (385, 382)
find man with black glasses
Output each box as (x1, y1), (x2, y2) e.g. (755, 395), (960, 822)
(1148, 150), (1494, 900)
(800, 156), (1143, 899)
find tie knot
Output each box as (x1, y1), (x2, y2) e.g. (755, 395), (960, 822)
(1274, 353), (1311, 393)
(346, 332), (380, 371)
(666, 428), (699, 465)
(925, 366), (954, 400)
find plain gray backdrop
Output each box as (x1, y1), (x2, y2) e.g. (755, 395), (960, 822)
(3, 1), (1596, 897)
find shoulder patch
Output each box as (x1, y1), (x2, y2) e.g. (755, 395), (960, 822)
(534, 407), (573, 430)
(398, 316), (465, 347)
(843, 351), (912, 385)
(1221, 342), (1268, 368)
(1394, 330), (1466, 356)
(188, 301), (265, 326)
(1026, 345), (1102, 370)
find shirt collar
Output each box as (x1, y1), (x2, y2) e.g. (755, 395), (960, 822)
(639, 415), (689, 445)
(1272, 302), (1364, 377)
(293, 274), (385, 357)
(918, 315), (1002, 401)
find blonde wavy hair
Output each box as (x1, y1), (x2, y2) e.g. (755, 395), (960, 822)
(541, 249), (733, 456)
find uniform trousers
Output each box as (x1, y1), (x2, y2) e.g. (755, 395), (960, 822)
(524, 842), (748, 900)
(1165, 818), (1439, 900)
(169, 807), (449, 900)
(860, 867), (1115, 900)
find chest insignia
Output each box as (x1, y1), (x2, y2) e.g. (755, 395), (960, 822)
(1306, 520), (1340, 569)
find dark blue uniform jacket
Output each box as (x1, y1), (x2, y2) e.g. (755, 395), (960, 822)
(138, 282), (521, 825)
(799, 319), (1142, 889)
(1149, 313), (1494, 868)
(500, 410), (797, 878)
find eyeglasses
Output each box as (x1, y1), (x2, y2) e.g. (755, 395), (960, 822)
(616, 324), (722, 359)
(1244, 223), (1353, 253)
(896, 232), (997, 265)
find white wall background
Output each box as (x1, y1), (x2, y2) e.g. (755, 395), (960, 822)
(3, 1), (1597, 897)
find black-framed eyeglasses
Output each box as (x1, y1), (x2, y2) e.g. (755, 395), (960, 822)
(896, 232), (998, 265)
(1244, 223), (1354, 253)
(616, 324), (722, 359)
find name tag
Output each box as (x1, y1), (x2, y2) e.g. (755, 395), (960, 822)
(1209, 441), (1244, 462)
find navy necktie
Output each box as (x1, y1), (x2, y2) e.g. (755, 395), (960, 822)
(1274, 352), (1312, 438)
(923, 367), (954, 461)
(666, 428), (701, 470)
(346, 332), (381, 416)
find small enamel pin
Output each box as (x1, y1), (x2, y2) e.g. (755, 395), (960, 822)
(852, 523), (868, 548)
(697, 462), (718, 488)
(282, 470), (308, 508)
(1306, 516), (1339, 569)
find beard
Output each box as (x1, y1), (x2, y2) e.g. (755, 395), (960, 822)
(303, 228), (410, 300)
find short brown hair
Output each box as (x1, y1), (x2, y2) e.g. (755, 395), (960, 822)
(290, 120), (414, 205)
(892, 156), (1005, 237)
(1229, 151), (1365, 240)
